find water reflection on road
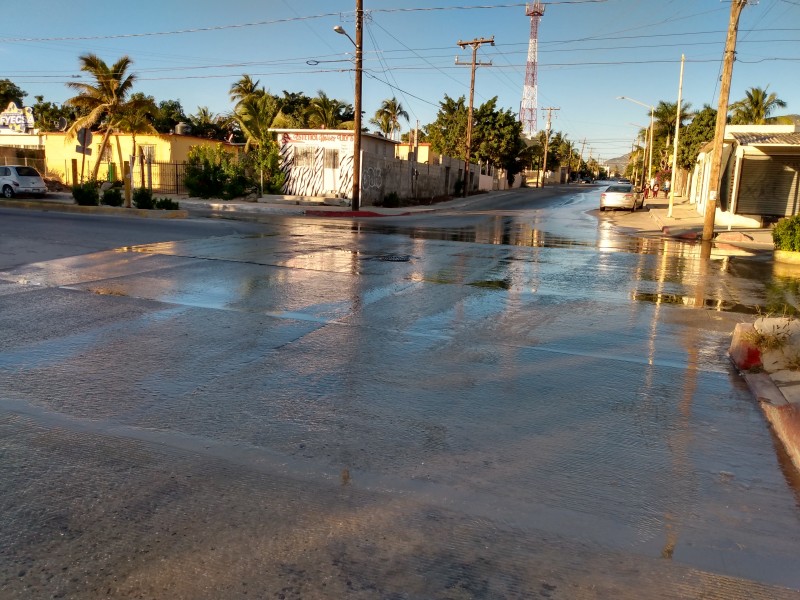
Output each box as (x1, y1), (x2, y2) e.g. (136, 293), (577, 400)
(3, 192), (800, 598)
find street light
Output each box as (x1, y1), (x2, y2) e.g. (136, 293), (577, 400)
(628, 122), (649, 189)
(618, 96), (654, 188)
(334, 12), (363, 211)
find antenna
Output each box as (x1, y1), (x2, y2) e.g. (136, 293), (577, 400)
(56, 117), (68, 131)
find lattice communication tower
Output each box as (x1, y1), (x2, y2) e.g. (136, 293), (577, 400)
(520, 1), (545, 137)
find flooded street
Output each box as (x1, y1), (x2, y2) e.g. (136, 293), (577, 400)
(1, 188), (799, 599)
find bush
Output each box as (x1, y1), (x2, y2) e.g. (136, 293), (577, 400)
(773, 215), (800, 251)
(154, 198), (180, 210)
(132, 187), (155, 210)
(101, 187), (124, 207)
(184, 144), (258, 200)
(72, 181), (100, 206)
(383, 192), (401, 208)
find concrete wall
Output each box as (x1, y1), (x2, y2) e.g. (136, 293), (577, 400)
(359, 153), (468, 206)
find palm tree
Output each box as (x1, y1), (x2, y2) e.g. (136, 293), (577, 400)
(372, 97), (409, 140)
(369, 112), (392, 136)
(729, 86), (787, 125)
(114, 98), (157, 162)
(65, 53), (143, 180)
(229, 74), (262, 106)
(235, 93), (281, 150)
(306, 90), (352, 129)
(652, 100), (693, 138)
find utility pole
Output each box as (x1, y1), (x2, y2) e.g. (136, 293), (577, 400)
(578, 138), (586, 176)
(352, 0), (364, 211)
(540, 106), (559, 187)
(702, 0), (748, 241)
(456, 36), (494, 197)
(668, 54), (685, 218)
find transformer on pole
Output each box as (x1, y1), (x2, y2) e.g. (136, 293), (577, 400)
(521, 2), (545, 137)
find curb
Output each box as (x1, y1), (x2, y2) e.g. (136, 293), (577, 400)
(729, 324), (800, 473)
(0, 199), (188, 219)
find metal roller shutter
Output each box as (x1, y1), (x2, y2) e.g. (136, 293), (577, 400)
(736, 155), (800, 217)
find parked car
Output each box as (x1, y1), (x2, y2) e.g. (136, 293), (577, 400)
(0, 165), (48, 198)
(600, 184), (643, 211)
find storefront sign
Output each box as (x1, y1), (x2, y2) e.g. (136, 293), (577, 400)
(0, 102), (35, 133)
(283, 132), (352, 144)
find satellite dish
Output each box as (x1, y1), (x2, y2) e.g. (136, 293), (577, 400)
(56, 117), (68, 131)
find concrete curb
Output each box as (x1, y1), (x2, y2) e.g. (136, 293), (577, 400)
(729, 325), (800, 473)
(0, 199), (188, 219)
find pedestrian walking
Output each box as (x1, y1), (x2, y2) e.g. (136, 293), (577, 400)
(663, 180), (671, 198)
(652, 182), (660, 199)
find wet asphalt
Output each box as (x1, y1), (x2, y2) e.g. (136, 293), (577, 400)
(1, 187), (800, 599)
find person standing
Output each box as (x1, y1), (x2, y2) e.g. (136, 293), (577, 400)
(652, 182), (660, 199)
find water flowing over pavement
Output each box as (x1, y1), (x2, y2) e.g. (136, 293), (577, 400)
(1, 186), (799, 599)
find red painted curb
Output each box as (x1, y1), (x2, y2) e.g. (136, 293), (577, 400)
(729, 323), (762, 371)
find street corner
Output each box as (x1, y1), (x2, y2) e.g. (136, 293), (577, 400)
(661, 225), (701, 240)
(729, 322), (762, 371)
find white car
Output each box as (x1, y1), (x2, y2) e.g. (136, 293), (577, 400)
(0, 165), (48, 198)
(600, 184), (643, 211)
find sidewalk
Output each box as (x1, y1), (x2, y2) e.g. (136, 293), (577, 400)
(611, 192), (775, 251)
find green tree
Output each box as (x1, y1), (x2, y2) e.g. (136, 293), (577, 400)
(371, 97), (409, 140)
(472, 98), (525, 183)
(152, 98), (188, 133)
(369, 112), (392, 136)
(189, 106), (230, 140)
(272, 90), (311, 128)
(676, 105), (717, 170)
(652, 100), (693, 139)
(114, 97), (157, 159)
(305, 90), (353, 129)
(235, 93), (281, 150)
(229, 74), (262, 106)
(65, 53), (147, 180)
(0, 79), (26, 107)
(729, 86), (787, 125)
(31, 95), (78, 131)
(425, 94), (468, 159)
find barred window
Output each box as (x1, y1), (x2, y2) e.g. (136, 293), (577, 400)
(294, 147), (314, 168)
(139, 145), (156, 161)
(324, 149), (338, 169)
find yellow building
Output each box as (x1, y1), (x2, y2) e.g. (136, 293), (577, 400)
(44, 132), (240, 191)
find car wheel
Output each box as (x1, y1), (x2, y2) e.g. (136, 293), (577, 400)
(2, 185), (13, 199)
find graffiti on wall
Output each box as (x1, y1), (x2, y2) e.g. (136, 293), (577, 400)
(362, 167), (383, 190)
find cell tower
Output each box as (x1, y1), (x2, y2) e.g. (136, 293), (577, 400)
(520, 1), (545, 137)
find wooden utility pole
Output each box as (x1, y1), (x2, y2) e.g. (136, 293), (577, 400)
(352, 0), (364, 211)
(539, 107), (559, 187)
(702, 0), (748, 241)
(456, 36), (494, 197)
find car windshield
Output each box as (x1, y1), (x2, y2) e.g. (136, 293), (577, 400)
(606, 185), (632, 193)
(15, 166), (41, 177)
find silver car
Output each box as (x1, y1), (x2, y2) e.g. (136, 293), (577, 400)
(0, 165), (48, 198)
(600, 184), (642, 211)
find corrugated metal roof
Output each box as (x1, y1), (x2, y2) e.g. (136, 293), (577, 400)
(730, 132), (800, 146)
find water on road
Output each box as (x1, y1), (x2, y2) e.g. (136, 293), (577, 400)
(1, 187), (799, 599)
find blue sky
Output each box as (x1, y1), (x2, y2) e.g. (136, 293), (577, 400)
(3, 0), (799, 161)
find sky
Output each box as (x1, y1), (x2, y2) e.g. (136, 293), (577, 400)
(3, 0), (799, 162)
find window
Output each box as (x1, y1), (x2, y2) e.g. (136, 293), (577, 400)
(294, 147), (314, 168)
(324, 149), (338, 169)
(139, 145), (156, 161)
